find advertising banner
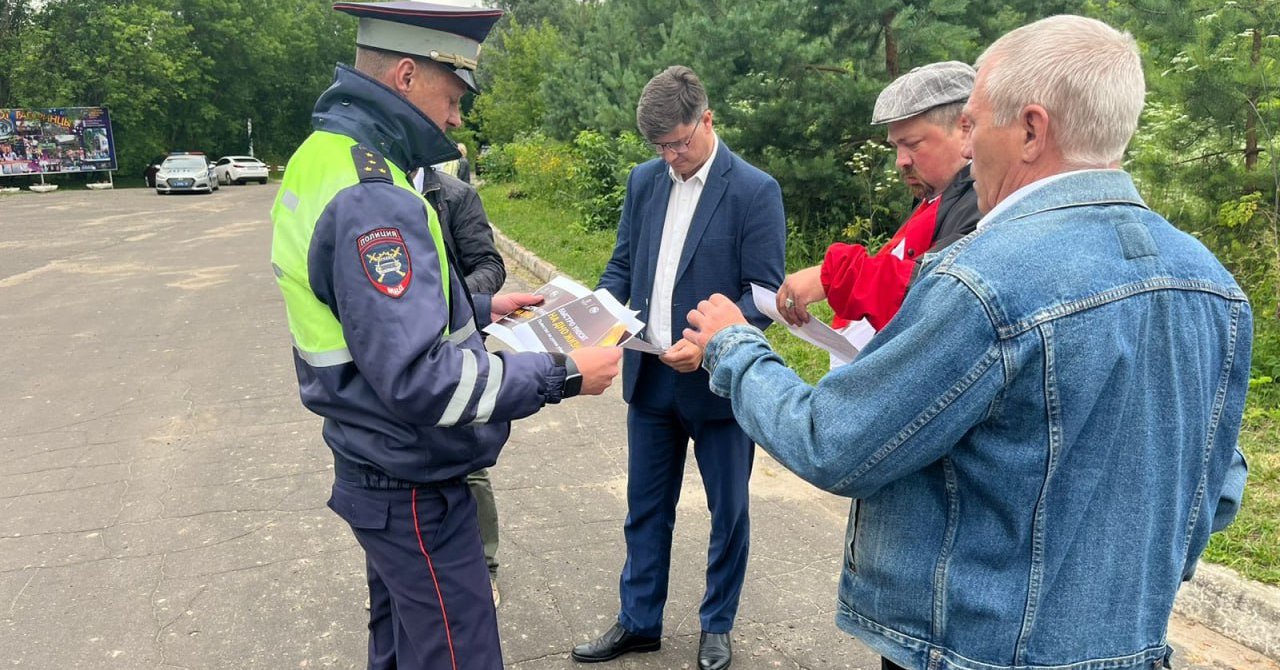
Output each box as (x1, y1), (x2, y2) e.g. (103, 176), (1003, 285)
(0, 107), (117, 177)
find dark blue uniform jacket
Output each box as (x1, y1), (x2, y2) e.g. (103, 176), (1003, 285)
(290, 65), (569, 485)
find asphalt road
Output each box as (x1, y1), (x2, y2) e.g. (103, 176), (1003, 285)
(0, 185), (1271, 670)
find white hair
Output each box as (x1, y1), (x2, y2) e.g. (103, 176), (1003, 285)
(975, 15), (1145, 167)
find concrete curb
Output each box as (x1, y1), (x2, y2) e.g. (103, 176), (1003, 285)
(1176, 562), (1280, 661)
(492, 225), (560, 283)
(493, 222), (1280, 665)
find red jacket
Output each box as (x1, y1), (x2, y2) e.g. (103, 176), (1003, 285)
(822, 198), (939, 330)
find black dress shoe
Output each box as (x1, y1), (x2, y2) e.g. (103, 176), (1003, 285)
(698, 632), (732, 670)
(571, 623), (661, 663)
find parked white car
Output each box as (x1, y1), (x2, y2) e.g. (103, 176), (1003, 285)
(155, 153), (218, 194)
(213, 156), (270, 185)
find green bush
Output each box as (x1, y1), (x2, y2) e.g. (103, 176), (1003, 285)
(569, 129), (651, 231)
(477, 143), (516, 182)
(509, 132), (577, 203)
(481, 131), (650, 233)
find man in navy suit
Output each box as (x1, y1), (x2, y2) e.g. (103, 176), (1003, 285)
(572, 65), (786, 670)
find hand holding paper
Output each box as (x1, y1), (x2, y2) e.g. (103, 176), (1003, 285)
(660, 338), (703, 373)
(568, 346), (623, 395)
(750, 284), (862, 365)
(484, 276), (648, 354)
(775, 265), (826, 325)
(490, 292), (545, 324)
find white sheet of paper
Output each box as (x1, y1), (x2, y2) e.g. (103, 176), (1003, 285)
(750, 283), (860, 364)
(619, 335), (666, 354)
(829, 318), (876, 368)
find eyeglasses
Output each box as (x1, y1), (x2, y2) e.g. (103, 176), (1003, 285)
(649, 121), (700, 155)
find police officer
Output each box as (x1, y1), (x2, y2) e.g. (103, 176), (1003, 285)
(269, 3), (621, 668)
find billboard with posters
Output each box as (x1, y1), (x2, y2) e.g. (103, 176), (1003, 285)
(0, 107), (117, 177)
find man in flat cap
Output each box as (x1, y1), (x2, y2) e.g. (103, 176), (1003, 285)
(775, 61), (979, 340)
(681, 15), (1250, 670)
(270, 3), (621, 668)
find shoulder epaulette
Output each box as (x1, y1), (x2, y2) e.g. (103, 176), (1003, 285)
(351, 145), (393, 183)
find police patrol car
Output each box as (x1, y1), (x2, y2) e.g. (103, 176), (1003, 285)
(155, 152), (219, 194)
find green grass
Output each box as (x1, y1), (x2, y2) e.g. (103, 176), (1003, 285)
(481, 181), (1280, 586)
(478, 183), (617, 283)
(1204, 413), (1280, 584)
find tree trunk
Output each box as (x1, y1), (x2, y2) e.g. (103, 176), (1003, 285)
(1245, 27), (1261, 171)
(882, 9), (898, 79)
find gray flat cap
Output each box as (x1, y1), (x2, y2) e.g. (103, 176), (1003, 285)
(871, 61), (976, 125)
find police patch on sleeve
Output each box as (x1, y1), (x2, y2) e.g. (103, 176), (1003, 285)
(358, 228), (412, 298)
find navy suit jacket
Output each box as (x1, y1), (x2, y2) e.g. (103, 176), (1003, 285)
(597, 141), (786, 421)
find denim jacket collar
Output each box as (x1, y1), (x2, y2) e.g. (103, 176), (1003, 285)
(981, 169), (1148, 231)
(311, 63), (460, 173)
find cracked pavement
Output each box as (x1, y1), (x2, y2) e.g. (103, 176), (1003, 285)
(0, 186), (1271, 670)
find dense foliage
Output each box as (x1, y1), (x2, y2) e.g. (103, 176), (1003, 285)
(473, 0), (1280, 403)
(0, 0), (351, 177)
(0, 0), (1274, 399)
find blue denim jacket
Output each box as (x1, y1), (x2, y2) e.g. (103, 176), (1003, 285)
(704, 170), (1251, 670)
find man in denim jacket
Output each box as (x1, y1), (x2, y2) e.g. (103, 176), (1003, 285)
(683, 15), (1251, 670)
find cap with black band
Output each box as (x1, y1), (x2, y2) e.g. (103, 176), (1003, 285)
(332, 1), (504, 94)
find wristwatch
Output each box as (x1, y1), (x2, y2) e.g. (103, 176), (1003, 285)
(555, 353), (583, 398)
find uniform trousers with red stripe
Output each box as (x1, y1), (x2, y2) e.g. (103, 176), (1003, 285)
(329, 479), (502, 670)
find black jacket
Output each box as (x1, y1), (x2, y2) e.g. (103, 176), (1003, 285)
(907, 163), (980, 288)
(421, 168), (506, 295)
(929, 162), (979, 252)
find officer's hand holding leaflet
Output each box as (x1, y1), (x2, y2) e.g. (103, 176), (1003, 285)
(487, 292), (621, 394)
(484, 276), (648, 354)
(567, 346), (623, 395)
(490, 292), (545, 324)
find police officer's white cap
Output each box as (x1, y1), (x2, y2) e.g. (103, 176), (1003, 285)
(871, 61), (976, 125)
(333, 1), (504, 94)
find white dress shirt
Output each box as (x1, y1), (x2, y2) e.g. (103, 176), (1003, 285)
(647, 135), (720, 349)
